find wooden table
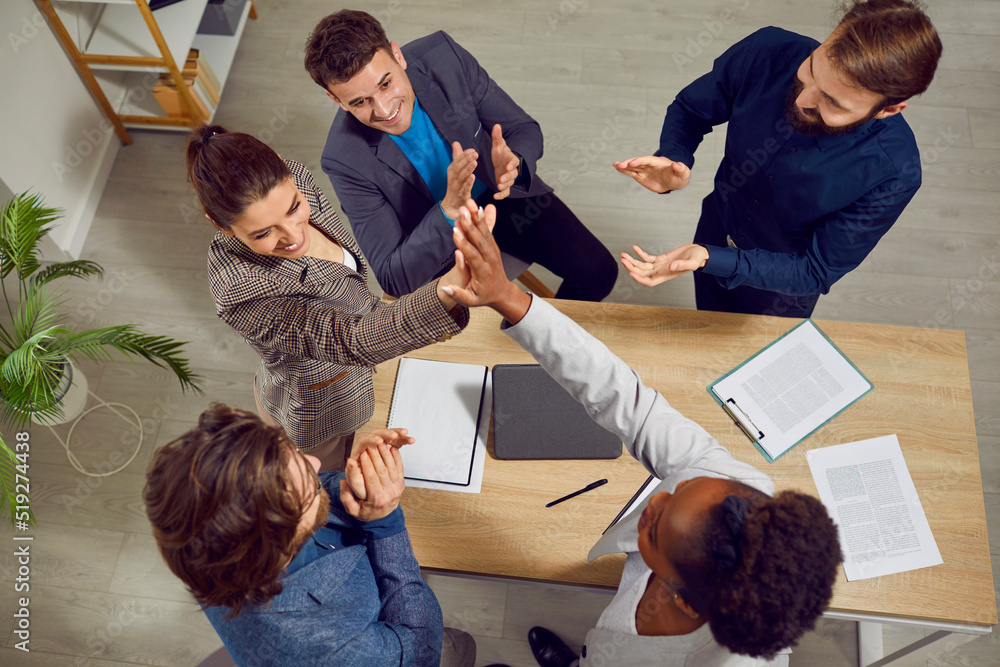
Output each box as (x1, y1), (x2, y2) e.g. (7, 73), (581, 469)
(360, 299), (996, 653)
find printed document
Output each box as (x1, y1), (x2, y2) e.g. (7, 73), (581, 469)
(806, 434), (942, 581)
(711, 320), (871, 460)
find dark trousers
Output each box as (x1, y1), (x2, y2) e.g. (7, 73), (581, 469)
(479, 190), (618, 302)
(692, 199), (819, 319)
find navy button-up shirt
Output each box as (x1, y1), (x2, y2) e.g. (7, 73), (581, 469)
(657, 27), (922, 296)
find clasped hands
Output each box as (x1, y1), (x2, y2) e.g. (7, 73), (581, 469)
(441, 124), (520, 219)
(340, 428), (412, 522)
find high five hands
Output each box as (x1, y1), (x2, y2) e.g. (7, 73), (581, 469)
(621, 244), (709, 286)
(440, 201), (532, 325)
(613, 155), (690, 193)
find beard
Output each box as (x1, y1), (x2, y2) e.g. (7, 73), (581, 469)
(784, 77), (880, 137)
(290, 488), (331, 553)
(309, 489), (331, 534)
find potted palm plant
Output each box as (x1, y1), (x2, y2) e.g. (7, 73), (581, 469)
(0, 191), (203, 524)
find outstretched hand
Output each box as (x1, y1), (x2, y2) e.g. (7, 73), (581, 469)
(491, 124), (520, 200)
(440, 201), (532, 324)
(340, 438), (406, 522)
(349, 428), (414, 459)
(620, 244), (709, 286)
(613, 156), (690, 193)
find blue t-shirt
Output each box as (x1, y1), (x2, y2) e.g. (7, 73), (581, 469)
(390, 98), (486, 222)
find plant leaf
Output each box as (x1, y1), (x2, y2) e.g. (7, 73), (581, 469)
(47, 326), (204, 395)
(1, 325), (69, 385)
(0, 192), (61, 282)
(0, 438), (29, 527)
(29, 260), (104, 290)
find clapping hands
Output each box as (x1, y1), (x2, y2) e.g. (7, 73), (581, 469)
(340, 428), (412, 522)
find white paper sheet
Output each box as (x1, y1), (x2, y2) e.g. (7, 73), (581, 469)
(711, 320), (871, 460)
(806, 434), (942, 580)
(403, 372), (490, 494)
(388, 357), (486, 487)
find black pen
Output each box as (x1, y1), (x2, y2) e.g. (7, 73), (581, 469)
(546, 479), (608, 507)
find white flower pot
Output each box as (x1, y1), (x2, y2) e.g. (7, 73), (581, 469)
(30, 361), (88, 426)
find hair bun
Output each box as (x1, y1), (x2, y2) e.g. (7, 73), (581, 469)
(199, 124), (227, 145)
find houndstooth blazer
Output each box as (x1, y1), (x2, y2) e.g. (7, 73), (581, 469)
(207, 160), (468, 450)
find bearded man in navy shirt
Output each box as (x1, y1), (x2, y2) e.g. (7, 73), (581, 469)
(616, 0), (942, 318)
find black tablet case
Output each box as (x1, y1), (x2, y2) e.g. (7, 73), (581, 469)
(492, 364), (622, 460)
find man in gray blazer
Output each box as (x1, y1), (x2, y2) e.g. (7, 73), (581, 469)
(306, 9), (617, 300)
(442, 204), (843, 667)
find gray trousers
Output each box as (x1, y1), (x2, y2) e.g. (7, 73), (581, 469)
(441, 627), (476, 667)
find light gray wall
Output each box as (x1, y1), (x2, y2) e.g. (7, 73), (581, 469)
(0, 0), (119, 259)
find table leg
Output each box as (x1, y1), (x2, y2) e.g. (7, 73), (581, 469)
(858, 622), (883, 667)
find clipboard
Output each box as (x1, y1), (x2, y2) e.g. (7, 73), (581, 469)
(707, 319), (872, 462)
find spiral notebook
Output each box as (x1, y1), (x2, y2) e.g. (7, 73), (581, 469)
(387, 357), (488, 486)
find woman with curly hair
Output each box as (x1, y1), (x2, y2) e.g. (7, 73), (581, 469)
(433, 207), (843, 666)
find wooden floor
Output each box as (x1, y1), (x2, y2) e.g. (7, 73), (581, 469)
(3, 1), (997, 665)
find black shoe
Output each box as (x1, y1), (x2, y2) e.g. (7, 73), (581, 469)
(528, 626), (578, 667)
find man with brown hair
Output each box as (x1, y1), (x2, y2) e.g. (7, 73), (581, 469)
(305, 9), (618, 300)
(143, 404), (505, 666)
(616, 0), (942, 318)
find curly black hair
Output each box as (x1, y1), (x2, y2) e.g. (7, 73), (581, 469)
(672, 486), (842, 658)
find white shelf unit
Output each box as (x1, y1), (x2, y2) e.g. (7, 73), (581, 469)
(37, 0), (257, 145)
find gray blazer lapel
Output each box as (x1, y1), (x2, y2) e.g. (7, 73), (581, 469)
(367, 131), (434, 201)
(410, 69), (482, 153)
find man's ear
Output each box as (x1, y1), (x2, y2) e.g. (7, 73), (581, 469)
(390, 41), (407, 70)
(874, 100), (907, 120)
(207, 213), (235, 237)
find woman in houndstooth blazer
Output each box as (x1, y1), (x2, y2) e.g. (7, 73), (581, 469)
(187, 125), (473, 470)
